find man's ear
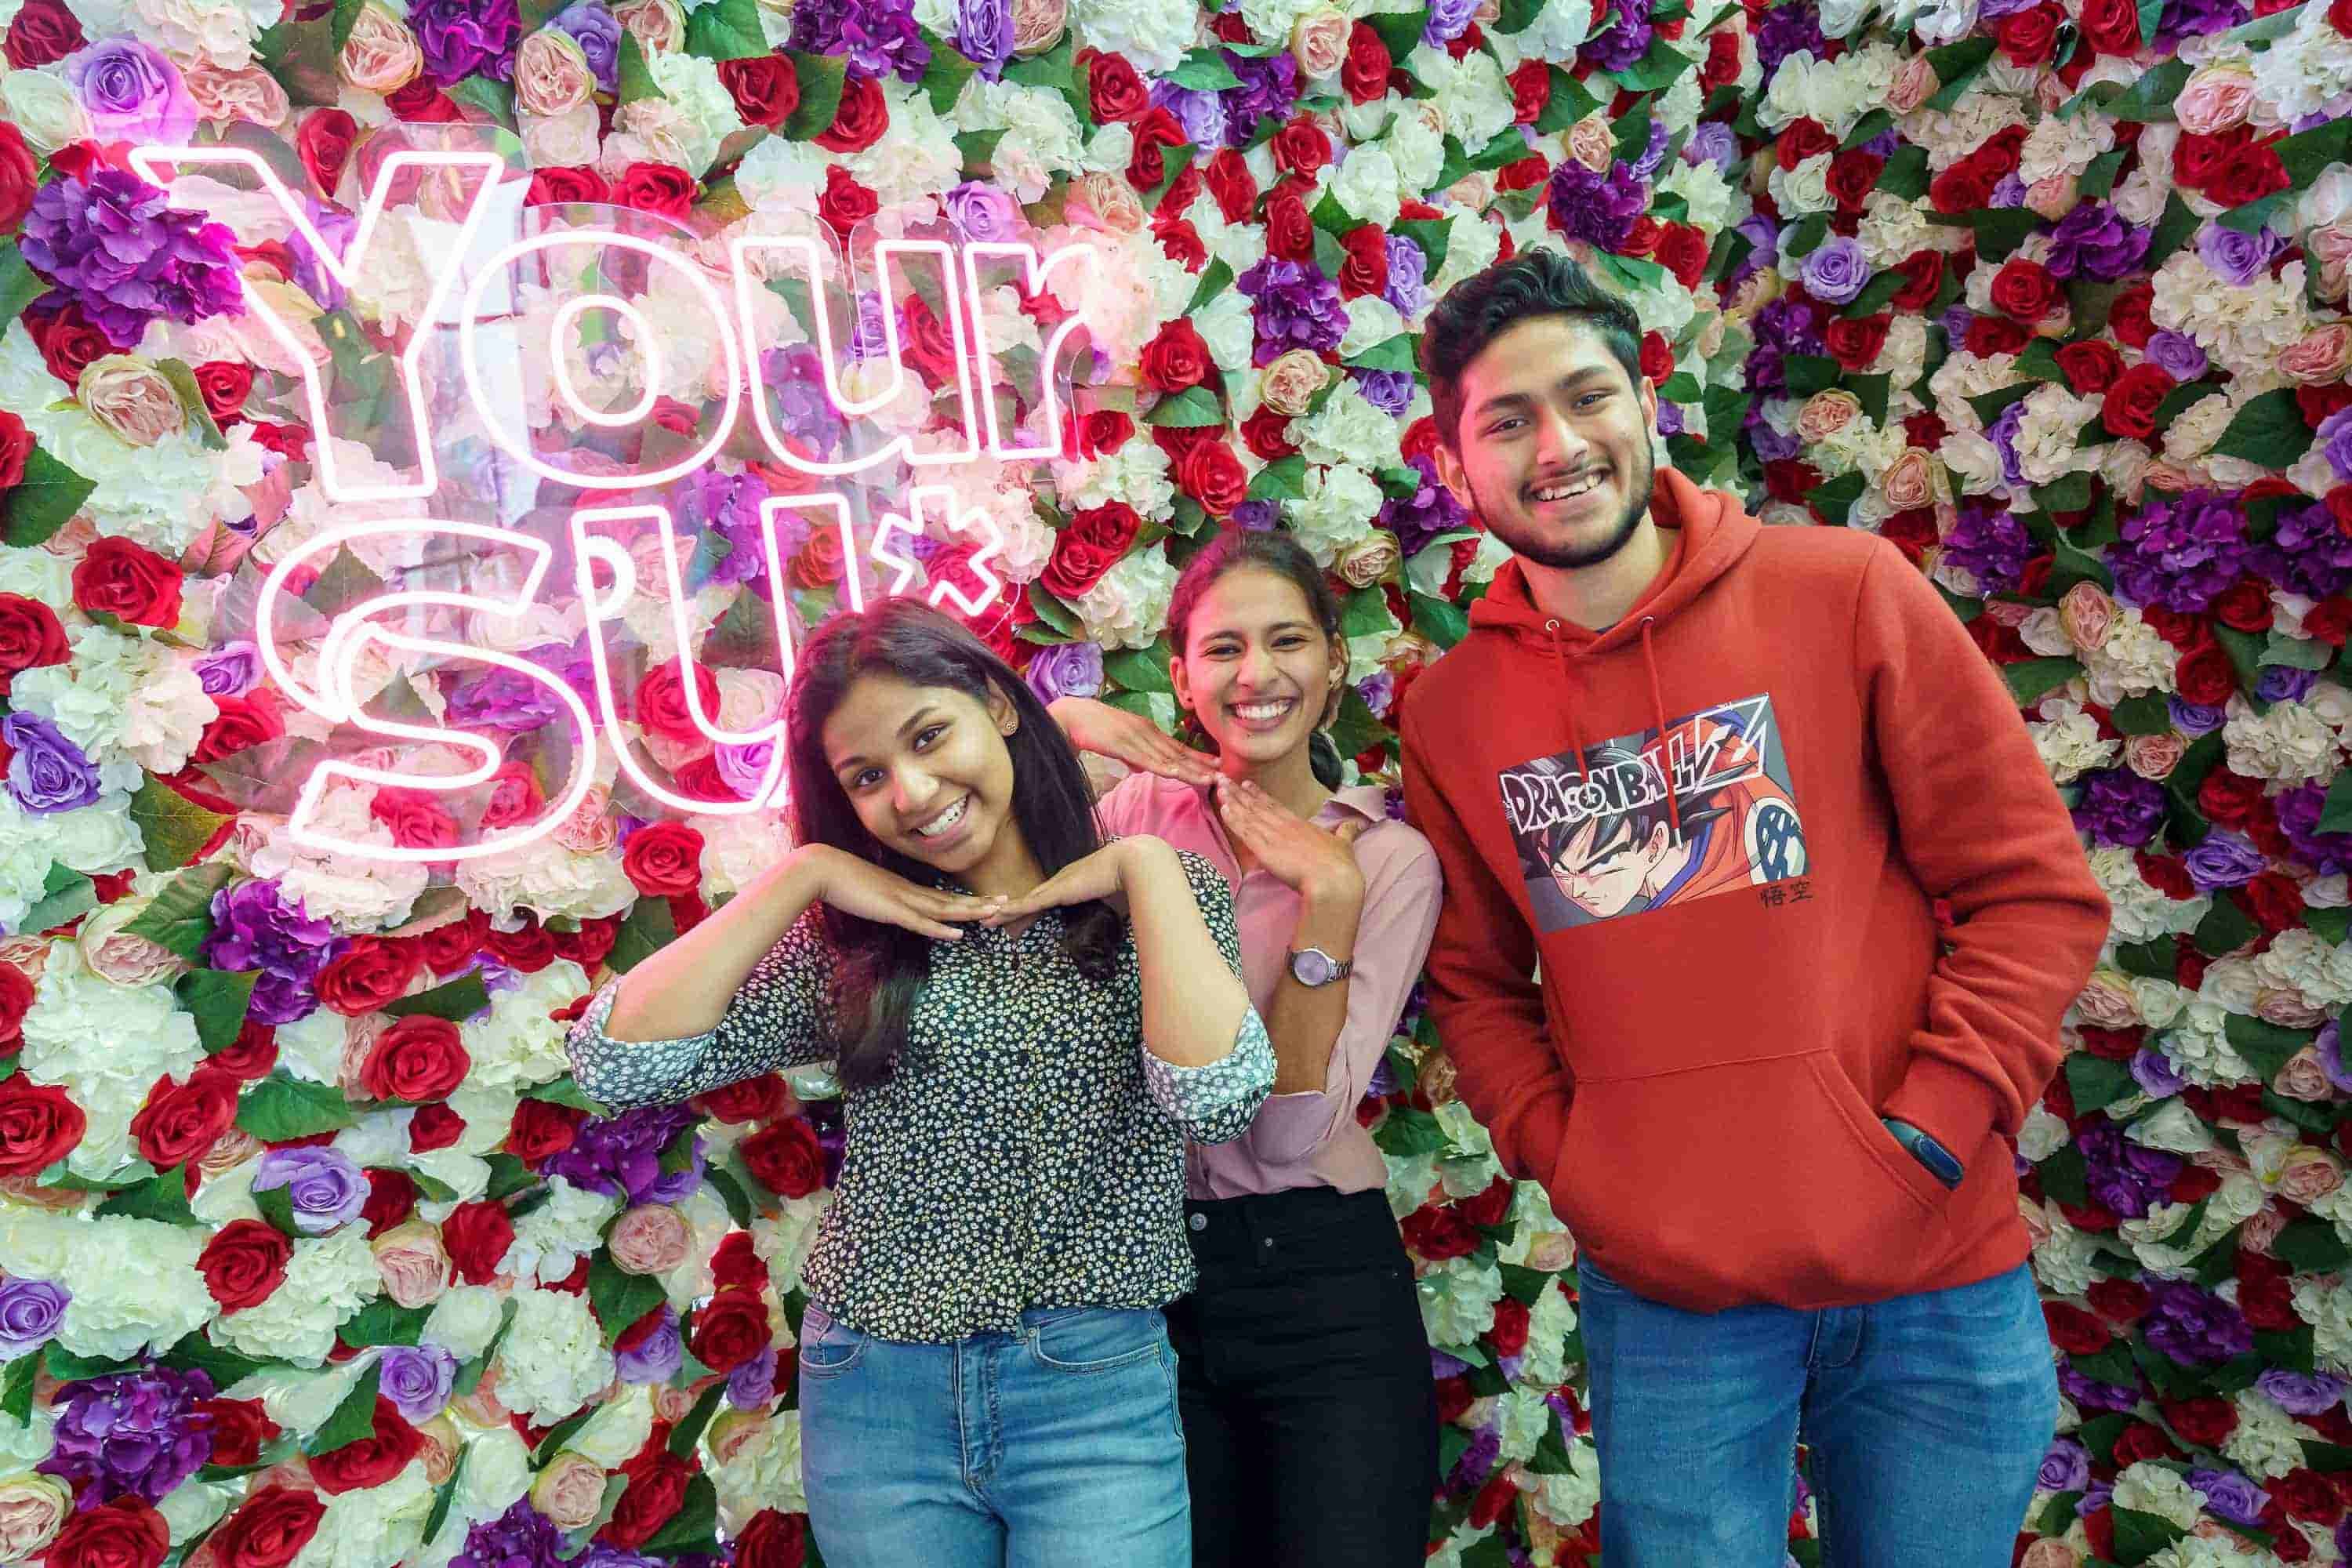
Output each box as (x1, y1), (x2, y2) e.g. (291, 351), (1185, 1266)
(1434, 440), (1474, 514)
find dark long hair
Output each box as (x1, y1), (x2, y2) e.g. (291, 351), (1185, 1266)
(1165, 528), (1348, 790)
(785, 598), (1121, 1087)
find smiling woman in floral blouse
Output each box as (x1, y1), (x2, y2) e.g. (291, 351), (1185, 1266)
(565, 598), (1273, 1568)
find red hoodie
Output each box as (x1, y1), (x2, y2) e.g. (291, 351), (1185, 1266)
(1399, 468), (2109, 1313)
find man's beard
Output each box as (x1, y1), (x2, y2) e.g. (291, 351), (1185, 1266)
(1475, 445), (1657, 572)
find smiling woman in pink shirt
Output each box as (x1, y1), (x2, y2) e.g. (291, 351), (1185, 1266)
(1052, 528), (1443, 1568)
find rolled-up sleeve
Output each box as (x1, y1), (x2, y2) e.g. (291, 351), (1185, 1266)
(565, 914), (833, 1112)
(1136, 848), (1273, 1142)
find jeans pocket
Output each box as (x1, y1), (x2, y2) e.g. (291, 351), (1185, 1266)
(797, 1304), (867, 1379)
(1028, 1307), (1168, 1374)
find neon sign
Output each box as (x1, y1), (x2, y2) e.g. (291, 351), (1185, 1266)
(129, 141), (1098, 863)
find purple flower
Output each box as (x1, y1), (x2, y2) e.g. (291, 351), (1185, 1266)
(1230, 499), (1279, 531)
(1656, 401), (1684, 436)
(0, 1279), (67, 1359)
(1753, 1), (1824, 73)
(2186, 1469), (2270, 1526)
(1425, 0), (1482, 45)
(63, 39), (197, 145)
(838, 0), (931, 84)
(1748, 420), (1802, 462)
(251, 1146), (370, 1235)
(2046, 201), (2151, 283)
(409, 0), (523, 85)
(1025, 642), (1105, 704)
(2318, 1022), (2352, 1094)
(2059, 1364), (2141, 1412)
(543, 1105), (702, 1204)
(1991, 173), (2027, 209)
(456, 1499), (568, 1568)
(1581, 3), (1655, 71)
(375, 1344), (458, 1423)
(3, 712), (101, 815)
(2109, 489), (2253, 613)
(728, 1345), (779, 1408)
(944, 182), (1023, 244)
(2143, 330), (2209, 385)
(2259, 501), (2352, 601)
(2072, 768), (2167, 849)
(2183, 828), (2266, 893)
(2259, 665), (2319, 704)
(1379, 453), (1469, 560)
(2318, 407), (2352, 485)
(2130, 1047), (2185, 1100)
(713, 739), (779, 802)
(1236, 258), (1346, 367)
(2038, 1437), (2090, 1493)
(2143, 1279), (2254, 1365)
(205, 876), (334, 1025)
(956, 0), (1014, 72)
(1358, 670), (1396, 719)
(2157, 0), (2249, 46)
(2278, 782), (2352, 876)
(2078, 1123), (2180, 1220)
(38, 1366), (215, 1504)
(615, 1305), (683, 1383)
(448, 652), (575, 733)
(1152, 83), (1227, 151)
(20, 170), (245, 351)
(1221, 50), (1299, 143)
(761, 346), (849, 459)
(1630, 119), (1671, 183)
(1546, 161), (1647, 252)
(551, 3), (623, 92)
(1987, 401), (2030, 491)
(2170, 697), (2227, 735)
(2198, 222), (2281, 288)
(1684, 122), (1740, 172)
(1384, 237), (1431, 319)
(1939, 500), (2036, 593)
(191, 643), (263, 698)
(1352, 368), (1416, 416)
(2255, 1369), (2346, 1415)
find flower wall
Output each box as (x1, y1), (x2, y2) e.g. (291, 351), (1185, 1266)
(0, 0), (2343, 1563)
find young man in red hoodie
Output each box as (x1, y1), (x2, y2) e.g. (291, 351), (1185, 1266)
(1399, 250), (2110, 1566)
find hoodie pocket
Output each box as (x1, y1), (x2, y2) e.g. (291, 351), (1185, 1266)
(1548, 1049), (1948, 1308)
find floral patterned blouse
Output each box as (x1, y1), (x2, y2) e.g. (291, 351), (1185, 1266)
(566, 847), (1274, 1343)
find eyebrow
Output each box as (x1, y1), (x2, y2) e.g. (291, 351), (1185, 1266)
(1200, 620), (1320, 640)
(830, 705), (943, 775)
(1471, 368), (1617, 423)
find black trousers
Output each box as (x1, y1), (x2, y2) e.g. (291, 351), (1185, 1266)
(1164, 1185), (1439, 1568)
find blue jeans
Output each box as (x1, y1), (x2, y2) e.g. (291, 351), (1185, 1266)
(1577, 1258), (2058, 1568)
(797, 1302), (1191, 1568)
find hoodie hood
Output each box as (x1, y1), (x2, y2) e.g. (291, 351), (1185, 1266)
(1467, 466), (1761, 653)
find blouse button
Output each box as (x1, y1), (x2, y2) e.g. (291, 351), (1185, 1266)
(1187, 1212), (1207, 1232)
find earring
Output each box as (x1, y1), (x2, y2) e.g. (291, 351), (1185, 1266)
(1000, 718), (1019, 737)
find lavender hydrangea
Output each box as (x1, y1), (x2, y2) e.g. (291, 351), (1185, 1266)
(1580, 3), (1655, 71)
(1153, 83), (1227, 148)
(1236, 259), (1347, 366)
(1753, 1), (1824, 74)
(2277, 782), (2352, 875)
(2156, 0), (2249, 46)
(761, 346), (850, 461)
(2071, 768), (2167, 849)
(839, 0), (931, 83)
(2108, 489), (2254, 613)
(2143, 1279), (2255, 1365)
(456, 1499), (569, 1568)
(252, 1145), (371, 1234)
(543, 1105), (703, 1206)
(3, 712), (101, 815)
(550, 2), (623, 92)
(2318, 406), (2352, 485)
(1938, 501), (2037, 594)
(38, 1365), (216, 1504)
(20, 169), (245, 350)
(1545, 160), (1647, 252)
(205, 877), (335, 1026)
(408, 0), (523, 85)
(2045, 201), (2151, 283)
(1379, 453), (1470, 560)
(1221, 49), (1299, 143)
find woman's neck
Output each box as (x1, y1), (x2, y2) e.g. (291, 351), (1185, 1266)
(961, 822), (1047, 899)
(1219, 741), (1330, 822)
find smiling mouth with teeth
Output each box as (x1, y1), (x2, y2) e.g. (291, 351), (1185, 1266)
(1531, 472), (1606, 503)
(912, 796), (969, 838)
(1232, 699), (1295, 722)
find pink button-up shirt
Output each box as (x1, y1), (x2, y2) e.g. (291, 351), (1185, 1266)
(1095, 772), (1443, 1198)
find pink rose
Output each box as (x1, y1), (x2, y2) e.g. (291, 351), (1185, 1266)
(2018, 1540), (2079, 1568)
(1418, 1049), (1460, 1105)
(371, 1219), (452, 1308)
(1258, 349), (1330, 417)
(1335, 535), (1400, 590)
(705, 1410), (769, 1465)
(448, 1363), (508, 1428)
(415, 1415), (462, 1485)
(1795, 390), (1860, 444)
(2016, 1194), (2053, 1248)
(1565, 117), (1616, 174)
(1290, 7), (1351, 76)
(2025, 175), (2076, 220)
(78, 901), (184, 987)
(552, 784), (616, 855)
(2175, 64), (2256, 136)
(2059, 581), (2118, 652)
(2124, 732), (2187, 780)
(1011, 0), (1067, 55)
(2280, 324), (2352, 384)
(1065, 172), (1146, 234)
(2239, 1203), (2287, 1255)
(2073, 973), (2140, 1028)
(2278, 1145), (2344, 1204)
(607, 1203), (693, 1276)
(2273, 1047), (2336, 1103)
(1887, 56), (1936, 114)
(337, 3), (423, 94)
(515, 28), (595, 118)
(650, 1384), (697, 1422)
(0, 1474), (71, 1562)
(197, 1129), (261, 1182)
(531, 1453), (607, 1529)
(1880, 449), (1938, 511)
(612, 0), (684, 53)
(77, 357), (186, 447)
(2257, 989), (2328, 1029)
(184, 64), (290, 129)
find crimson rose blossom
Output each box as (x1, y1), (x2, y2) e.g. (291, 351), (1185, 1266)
(129, 1066), (239, 1168)
(741, 1116), (825, 1197)
(622, 822), (705, 898)
(209, 1486), (325, 1568)
(0, 1078), (82, 1175)
(296, 108), (358, 195)
(717, 53), (800, 129)
(1083, 47), (1149, 122)
(1040, 502), (1142, 599)
(45, 1497), (168, 1568)
(814, 74), (887, 153)
(73, 535), (184, 627)
(1138, 319), (1212, 394)
(361, 1014), (471, 1103)
(307, 1398), (425, 1494)
(687, 1287), (773, 1373)
(198, 1219), (294, 1310)
(441, 1198), (517, 1284)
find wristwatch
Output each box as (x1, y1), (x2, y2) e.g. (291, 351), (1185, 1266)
(1882, 1116), (1964, 1191)
(1288, 947), (1354, 987)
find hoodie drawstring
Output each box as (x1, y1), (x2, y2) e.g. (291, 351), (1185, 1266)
(1638, 615), (1680, 840)
(1547, 622), (1593, 782)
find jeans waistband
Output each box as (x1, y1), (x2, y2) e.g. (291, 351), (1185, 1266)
(1184, 1185), (1403, 1270)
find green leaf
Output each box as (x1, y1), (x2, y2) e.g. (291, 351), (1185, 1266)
(706, 1164), (753, 1229)
(2064, 1053), (2137, 1115)
(1104, 643), (1174, 694)
(1393, 219), (1452, 275)
(684, 0), (769, 59)
(1534, 69), (1601, 136)
(1784, 212), (1831, 261)
(1840, 109), (1892, 151)
(2275, 1218), (2352, 1274)
(1878, 145), (1930, 202)
(532, 1405), (600, 1464)
(0, 1350), (36, 1425)
(1344, 335), (1417, 373)
(444, 74), (516, 126)
(2147, 194), (2201, 268)
(236, 1071), (358, 1142)
(588, 1254), (667, 1345)
(2110, 58), (2192, 122)
(1781, 354), (1843, 398)
(2194, 889), (2259, 956)
(2226, 1014), (2312, 1081)
(2002, 657), (2079, 706)
(1167, 48), (1243, 91)
(2212, 388), (2312, 470)
(95, 1164), (194, 1225)
(1373, 1105), (1448, 1157)
(3, 446), (96, 549)
(421, 1447), (468, 1548)
(1246, 456), (1307, 503)
(1146, 144), (1196, 213)
(606, 895), (678, 976)
(1494, 0), (1545, 30)
(306, 1363), (383, 1456)
(2319, 770), (2352, 835)
(1923, 38), (1996, 111)
(123, 862), (232, 960)
(2277, 116), (2352, 191)
(154, 360), (228, 452)
(1409, 590), (1470, 650)
(524, 1076), (603, 1113)
(340, 1298), (433, 1348)
(330, 0), (366, 54)
(1803, 470), (1867, 523)
(1849, 372), (1891, 429)
(176, 968), (259, 1054)
(44, 1343), (141, 1380)
(129, 773), (234, 873)
(1969, 383), (2038, 429)
(617, 33), (662, 103)
(1363, 9), (1428, 60)
(0, 245), (44, 332)
(669, 1381), (728, 1458)
(1184, 257), (1233, 319)
(1147, 386), (1225, 428)
(383, 973), (490, 1022)
(641, 1474), (720, 1555)
(1025, 583), (1082, 640)
(17, 863), (94, 937)
(1936, 207), (2044, 263)
(780, 52), (848, 139)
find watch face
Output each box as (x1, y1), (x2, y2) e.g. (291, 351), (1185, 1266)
(1292, 949), (1332, 985)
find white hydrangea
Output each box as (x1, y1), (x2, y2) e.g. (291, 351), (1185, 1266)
(2031, 1208), (2105, 1297)
(1429, 209), (1504, 299)
(1069, 0), (1203, 73)
(2223, 699), (2342, 786)
(132, 0), (283, 71)
(423, 1284), (510, 1363)
(2110, 1461), (2210, 1530)
(564, 1382), (657, 1468)
(2223, 1388), (2314, 1480)
(1193, 289), (1260, 375)
(1055, 437), (1176, 518)
(502, 1175), (622, 1285)
(1286, 463), (1384, 568)
(2080, 614), (2180, 706)
(1072, 543), (1180, 652)
(462, 960), (590, 1093)
(53, 1217), (213, 1362)
(493, 1287), (616, 1424)
(2151, 250), (2314, 379)
(20, 945), (205, 1177)
(732, 136), (830, 216)
(1330, 144), (1403, 230)
(2019, 111), (2115, 188)
(2249, 3), (2352, 125)
(845, 82), (965, 207)
(953, 79), (1087, 201)
(1419, 1254), (1508, 1348)
(752, 1191), (833, 1298)
(1409, 46), (1517, 154)
(455, 836), (635, 926)
(2158, 997), (2259, 1087)
(249, 783), (430, 931)
(642, 49), (746, 176)
(290, 1459), (437, 1568)
(212, 1228), (381, 1367)
(1296, 383), (1407, 473)
(1494, 1385), (1556, 1464)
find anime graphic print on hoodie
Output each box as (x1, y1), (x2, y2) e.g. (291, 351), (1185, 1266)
(1400, 466), (2110, 1316)
(1503, 694), (1805, 931)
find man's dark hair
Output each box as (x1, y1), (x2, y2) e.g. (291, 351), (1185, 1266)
(1421, 250), (1644, 452)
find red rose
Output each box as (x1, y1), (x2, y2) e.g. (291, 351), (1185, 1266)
(1338, 225), (1390, 300)
(2212, 580), (2274, 633)
(619, 822), (704, 898)
(1639, 330), (1674, 385)
(0, 122), (32, 238)
(2212, 143), (2290, 209)
(2199, 767), (2264, 826)
(1264, 186), (1314, 262)
(314, 936), (420, 1017)
(3, 0), (83, 67)
(1269, 118), (1333, 179)
(814, 74), (888, 153)
(2086, 1278), (2151, 1322)
(695, 1073), (787, 1124)
(505, 1096), (587, 1164)
(1139, 319), (1214, 394)
(2108, 283), (2157, 347)
(1455, 1178), (1512, 1229)
(898, 293), (962, 389)
(0, 410), (30, 496)
(0, 961), (29, 1054)
(308, 1398), (425, 1494)
(1469, 1470), (1518, 1530)
(712, 1230), (764, 1291)
(416, 909), (488, 975)
(1341, 24), (1391, 103)
(1964, 316), (2030, 358)
(295, 109), (358, 197)
(1656, 223), (1710, 292)
(486, 916), (557, 973)
(2054, 340), (2123, 394)
(129, 1066), (239, 1169)
(2278, 1469), (2347, 1526)
(408, 1102), (466, 1152)
(2111, 1421), (2179, 1466)
(1202, 149), (1257, 224)
(2176, 641), (2238, 706)
(1928, 158), (1997, 214)
(2042, 1301), (2110, 1355)
(366, 786), (458, 852)
(2332, 0), (2352, 28)
(1989, 257), (2060, 323)
(74, 535), (183, 628)
(187, 361), (254, 426)
(1700, 27), (1742, 89)
(717, 53), (800, 129)
(601, 1449), (692, 1549)
(359, 1167), (416, 1239)
(551, 916), (619, 970)
(441, 1199), (517, 1285)
(1507, 59), (1549, 124)
(1487, 1294), (1531, 1356)
(1240, 404), (1299, 462)
(27, 298), (109, 390)
(1176, 441), (1247, 517)
(617, 162), (698, 221)
(361, 1014), (470, 1103)
(1154, 214), (1210, 271)
(1083, 48), (1149, 123)
(194, 692), (285, 764)
(1825, 314), (1890, 371)
(2307, 595), (2352, 648)
(2241, 870), (2304, 935)
(480, 761), (545, 829)
(741, 1116), (826, 1198)
(1041, 502), (1143, 599)
(45, 1497), (167, 1568)
(209, 1486), (325, 1568)
(1777, 118), (1836, 171)
(635, 658), (722, 747)
(524, 165), (610, 205)
(1399, 1205), (1477, 1260)
(0, 593), (67, 697)
(732, 1510), (810, 1568)
(198, 1219), (294, 1311)
(2101, 364), (2175, 441)
(212, 1018), (277, 1081)
(383, 79), (460, 120)
(1125, 107), (1185, 191)
(0, 1078), (82, 1176)
(1994, 1), (2062, 63)
(2079, 0), (2143, 50)
(1889, 250), (1944, 312)
(195, 1399), (278, 1471)
(687, 1287), (774, 1373)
